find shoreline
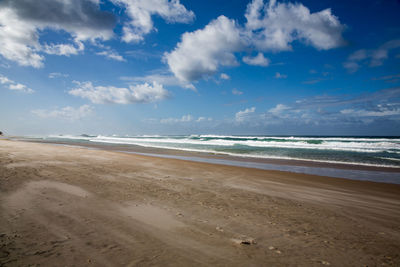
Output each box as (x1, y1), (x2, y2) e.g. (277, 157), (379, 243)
(16, 137), (400, 184)
(1, 139), (400, 266)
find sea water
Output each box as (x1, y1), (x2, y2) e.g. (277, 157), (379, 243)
(43, 134), (400, 168)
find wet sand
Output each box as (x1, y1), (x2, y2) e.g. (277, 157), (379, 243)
(1, 139), (400, 266)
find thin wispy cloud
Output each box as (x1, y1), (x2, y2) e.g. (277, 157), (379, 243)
(372, 73), (400, 84)
(96, 50), (126, 62)
(121, 72), (195, 91)
(275, 72), (287, 79)
(344, 39), (400, 73)
(232, 88), (243, 95)
(49, 72), (69, 79)
(233, 87), (400, 128)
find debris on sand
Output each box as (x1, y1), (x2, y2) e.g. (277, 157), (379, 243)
(232, 237), (257, 245)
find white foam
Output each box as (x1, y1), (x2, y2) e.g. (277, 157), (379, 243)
(197, 134), (400, 142)
(86, 136), (400, 153)
(45, 135), (400, 166)
(91, 139), (400, 168)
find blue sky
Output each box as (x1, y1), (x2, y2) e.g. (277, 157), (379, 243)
(0, 0), (399, 136)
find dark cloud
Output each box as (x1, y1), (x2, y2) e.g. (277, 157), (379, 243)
(1, 0), (115, 37)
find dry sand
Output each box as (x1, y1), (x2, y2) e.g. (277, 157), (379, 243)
(1, 139), (400, 266)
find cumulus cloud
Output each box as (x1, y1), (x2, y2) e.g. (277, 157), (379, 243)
(245, 0), (346, 51)
(235, 107), (256, 122)
(69, 81), (169, 104)
(243, 52), (270, 66)
(0, 74), (34, 93)
(166, 0), (345, 83)
(112, 0), (194, 43)
(0, 0), (115, 67)
(164, 15), (244, 82)
(31, 105), (93, 121)
(344, 40), (400, 73)
(43, 41), (84, 56)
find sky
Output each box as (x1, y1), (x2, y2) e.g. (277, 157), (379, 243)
(0, 0), (400, 136)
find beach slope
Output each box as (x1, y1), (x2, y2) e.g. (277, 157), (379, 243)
(1, 140), (400, 266)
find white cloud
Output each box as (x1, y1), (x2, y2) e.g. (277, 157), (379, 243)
(232, 88), (243, 95)
(160, 114), (193, 124)
(225, 88), (400, 129)
(275, 72), (287, 79)
(164, 15), (244, 82)
(343, 49), (367, 73)
(166, 0), (345, 83)
(370, 40), (400, 67)
(196, 117), (213, 122)
(340, 107), (400, 117)
(96, 50), (126, 62)
(111, 0), (194, 43)
(243, 52), (270, 66)
(244, 0), (346, 51)
(235, 107), (256, 122)
(43, 41), (84, 56)
(69, 81), (169, 104)
(160, 114), (212, 124)
(269, 103), (290, 115)
(0, 0), (115, 67)
(8, 83), (33, 93)
(220, 73), (230, 80)
(31, 105), (93, 121)
(344, 40), (400, 73)
(121, 72), (195, 90)
(0, 74), (34, 93)
(372, 73), (400, 84)
(49, 72), (69, 79)
(0, 75), (12, 85)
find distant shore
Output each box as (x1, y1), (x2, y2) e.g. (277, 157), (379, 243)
(1, 139), (400, 266)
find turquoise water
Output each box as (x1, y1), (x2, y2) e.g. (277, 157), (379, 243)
(40, 134), (400, 168)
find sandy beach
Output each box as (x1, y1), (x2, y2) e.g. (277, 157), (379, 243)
(1, 139), (400, 266)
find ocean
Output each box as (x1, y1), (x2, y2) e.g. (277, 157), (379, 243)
(41, 134), (400, 168)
